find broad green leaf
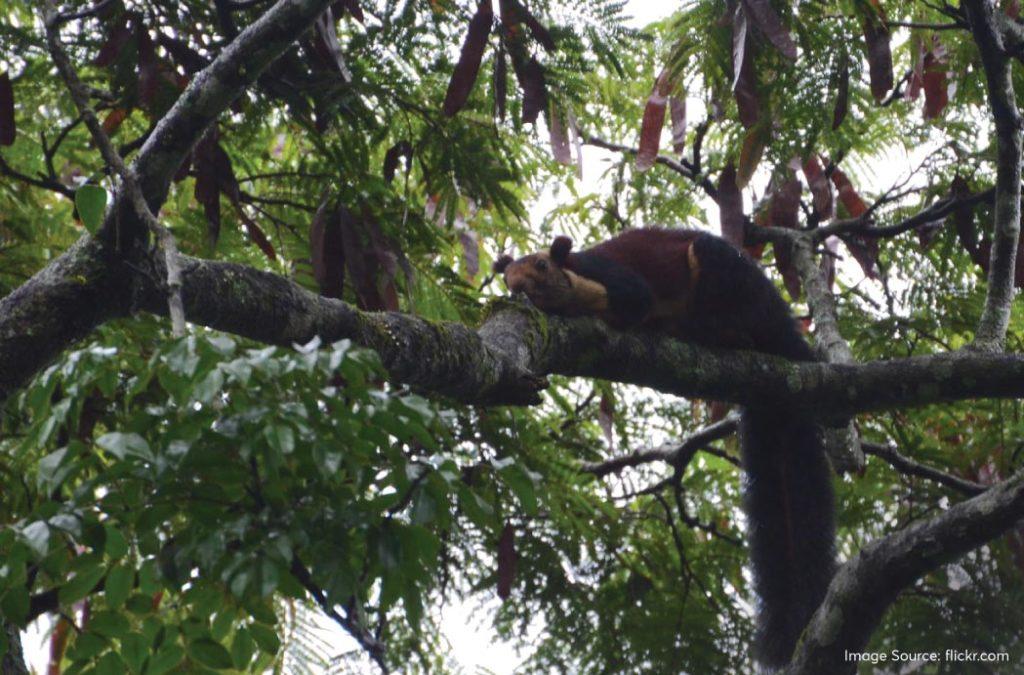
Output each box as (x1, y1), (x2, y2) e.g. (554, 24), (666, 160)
(499, 463), (539, 515)
(95, 650), (126, 675)
(120, 632), (147, 674)
(458, 485), (496, 529)
(188, 637), (234, 669)
(0, 587), (29, 626)
(104, 565), (132, 608)
(37, 446), (70, 491)
(96, 432), (152, 462)
(20, 521), (50, 558)
(257, 558), (279, 598)
(264, 425), (295, 455)
(247, 622), (280, 655)
(66, 632), (107, 661)
(75, 184), (108, 233)
(104, 525), (128, 559)
(58, 562), (105, 605)
(230, 627), (255, 669)
(147, 644), (184, 675)
(89, 610), (130, 639)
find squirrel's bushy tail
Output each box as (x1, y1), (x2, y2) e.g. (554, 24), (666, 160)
(740, 408), (835, 669)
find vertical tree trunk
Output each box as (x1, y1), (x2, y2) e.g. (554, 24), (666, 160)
(0, 622), (27, 675)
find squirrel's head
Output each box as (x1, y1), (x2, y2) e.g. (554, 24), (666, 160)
(494, 236), (576, 312)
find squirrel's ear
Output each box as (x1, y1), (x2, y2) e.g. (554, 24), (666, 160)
(550, 236), (573, 264)
(494, 255), (514, 273)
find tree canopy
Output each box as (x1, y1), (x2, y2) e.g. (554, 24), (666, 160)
(1, 0), (1024, 673)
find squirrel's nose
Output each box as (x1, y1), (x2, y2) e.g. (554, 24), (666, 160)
(508, 278), (527, 293)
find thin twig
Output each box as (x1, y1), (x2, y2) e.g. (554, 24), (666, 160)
(583, 132), (720, 201)
(887, 20), (966, 30)
(50, 0), (115, 26)
(814, 187), (995, 241)
(671, 477), (742, 546)
(42, 114), (84, 179)
(0, 154), (75, 199)
(289, 556), (389, 673)
(862, 441), (986, 496)
(580, 414), (739, 478)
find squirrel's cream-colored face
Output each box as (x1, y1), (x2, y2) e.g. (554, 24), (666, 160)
(498, 252), (576, 313)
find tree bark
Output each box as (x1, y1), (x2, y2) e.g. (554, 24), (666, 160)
(964, 0), (1023, 351)
(0, 621), (27, 675)
(786, 468), (1024, 674)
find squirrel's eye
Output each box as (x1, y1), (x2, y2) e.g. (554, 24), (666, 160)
(535, 259), (548, 272)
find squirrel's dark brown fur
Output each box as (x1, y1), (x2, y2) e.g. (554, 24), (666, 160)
(496, 228), (835, 669)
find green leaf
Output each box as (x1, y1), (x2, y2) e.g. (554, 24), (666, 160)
(147, 644), (184, 675)
(246, 601), (276, 626)
(95, 650), (126, 675)
(264, 425), (295, 455)
(228, 567), (251, 598)
(230, 627), (255, 669)
(188, 638), (234, 670)
(403, 584), (424, 630)
(458, 485), (496, 529)
(376, 529), (402, 570)
(20, 521), (50, 558)
(410, 489), (437, 525)
(96, 432), (152, 462)
(37, 446), (71, 492)
(58, 562), (105, 605)
(257, 558), (279, 597)
(103, 561), (133, 610)
(247, 622), (280, 655)
(66, 632), (107, 661)
(0, 587), (29, 626)
(193, 368), (225, 405)
(498, 463), (539, 515)
(125, 593), (154, 615)
(75, 184), (108, 233)
(138, 558), (159, 594)
(206, 336), (237, 356)
(211, 610), (234, 641)
(89, 610), (130, 639)
(120, 632), (147, 674)
(104, 525), (128, 559)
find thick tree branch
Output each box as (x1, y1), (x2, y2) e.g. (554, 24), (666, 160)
(1, 619), (27, 675)
(963, 0), (1022, 351)
(0, 237), (132, 403)
(9, 241), (1024, 414)
(136, 253), (1024, 415)
(136, 255), (549, 405)
(786, 467), (1024, 674)
(994, 7), (1024, 61)
(790, 236), (852, 364)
